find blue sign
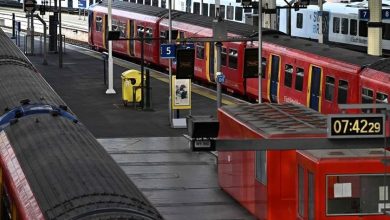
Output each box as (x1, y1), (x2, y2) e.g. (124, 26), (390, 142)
(180, 43), (195, 50)
(216, 73), (225, 84)
(160, 44), (176, 59)
(78, 0), (86, 9)
(359, 9), (390, 20)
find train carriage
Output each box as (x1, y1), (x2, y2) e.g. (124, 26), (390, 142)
(0, 27), (162, 220)
(297, 149), (390, 220)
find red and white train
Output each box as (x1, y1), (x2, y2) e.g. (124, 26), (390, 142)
(88, 0), (390, 114)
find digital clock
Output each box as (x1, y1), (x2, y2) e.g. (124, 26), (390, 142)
(328, 114), (385, 138)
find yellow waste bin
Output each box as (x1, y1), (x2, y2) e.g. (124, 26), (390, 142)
(121, 70), (142, 106)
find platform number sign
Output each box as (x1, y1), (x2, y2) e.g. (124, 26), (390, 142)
(327, 114), (385, 139)
(160, 44), (176, 59)
(78, 0), (86, 9)
(359, 9), (390, 20)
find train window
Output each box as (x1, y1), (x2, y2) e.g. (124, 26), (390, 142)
(118, 21), (126, 38)
(376, 92), (388, 104)
(145, 28), (152, 44)
(161, 0), (166, 8)
(255, 150), (267, 185)
(295, 67), (304, 91)
(202, 3), (208, 16)
(130, 0), (136, 2)
(362, 87), (374, 103)
(112, 20), (118, 32)
(262, 57), (266, 78)
(221, 47), (227, 66)
(350, 19), (357, 36)
(359, 20), (368, 37)
(95, 16), (102, 32)
(284, 64), (293, 88)
(327, 174), (390, 215)
(228, 49), (238, 69)
(298, 165), (304, 217)
(296, 13), (303, 29)
(160, 31), (167, 44)
(220, 5), (226, 19)
(196, 42), (205, 59)
(227, 6), (234, 20)
(137, 26), (144, 38)
(244, 8), (252, 13)
(333, 17), (340, 33)
(137, 0), (142, 4)
(341, 18), (348, 35)
(152, 0), (158, 6)
(325, 76), (335, 101)
(236, 0), (241, 3)
(337, 80), (348, 104)
(308, 171), (315, 220)
(210, 4), (215, 18)
(194, 2), (200, 15)
(235, 7), (243, 21)
(383, 23), (390, 40)
(144, 0), (150, 5)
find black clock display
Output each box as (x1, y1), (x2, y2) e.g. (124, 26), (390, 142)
(328, 114), (385, 138)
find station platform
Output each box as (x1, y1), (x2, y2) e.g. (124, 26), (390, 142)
(6, 30), (254, 219)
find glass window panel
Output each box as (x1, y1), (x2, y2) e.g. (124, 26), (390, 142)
(95, 16), (102, 32)
(338, 80), (348, 104)
(376, 92), (388, 104)
(255, 151), (267, 184)
(202, 3), (208, 16)
(220, 5), (225, 19)
(333, 17), (340, 33)
(341, 18), (349, 34)
(284, 64), (293, 88)
(227, 5), (234, 20)
(295, 67), (304, 91)
(327, 175), (390, 215)
(383, 23), (390, 40)
(235, 7), (243, 21)
(144, 0), (151, 5)
(298, 165), (304, 217)
(297, 13), (303, 29)
(221, 47), (227, 66)
(350, 19), (357, 36)
(325, 76), (335, 101)
(359, 20), (368, 37)
(152, 0), (158, 6)
(196, 42), (205, 59)
(193, 2), (200, 14)
(228, 49), (238, 69)
(210, 4), (215, 18)
(262, 57), (266, 78)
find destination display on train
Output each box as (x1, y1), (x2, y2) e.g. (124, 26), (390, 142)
(328, 114), (385, 138)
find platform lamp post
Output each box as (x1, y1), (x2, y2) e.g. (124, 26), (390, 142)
(168, 0), (173, 126)
(106, 0), (116, 94)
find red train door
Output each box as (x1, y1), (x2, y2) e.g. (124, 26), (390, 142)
(269, 55), (280, 103)
(308, 66), (322, 111)
(88, 10), (94, 45)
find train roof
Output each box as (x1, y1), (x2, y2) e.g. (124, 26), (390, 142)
(367, 58), (390, 73)
(299, 148), (387, 159)
(98, 0), (167, 17)
(263, 33), (383, 66)
(220, 103), (327, 138)
(97, 0), (258, 37)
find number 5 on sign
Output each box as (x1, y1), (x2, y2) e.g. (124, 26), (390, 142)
(160, 44), (176, 59)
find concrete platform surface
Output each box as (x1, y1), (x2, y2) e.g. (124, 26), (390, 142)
(100, 137), (256, 220)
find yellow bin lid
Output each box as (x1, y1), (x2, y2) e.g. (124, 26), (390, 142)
(121, 69), (141, 79)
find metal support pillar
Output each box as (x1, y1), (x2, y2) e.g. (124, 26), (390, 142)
(145, 68), (152, 110)
(140, 34), (144, 108)
(318, 0), (323, 44)
(258, 0), (262, 104)
(368, 0), (382, 56)
(216, 42), (222, 108)
(11, 13), (15, 39)
(168, 0), (173, 126)
(106, 0), (116, 94)
(30, 12), (34, 55)
(59, 0), (63, 68)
